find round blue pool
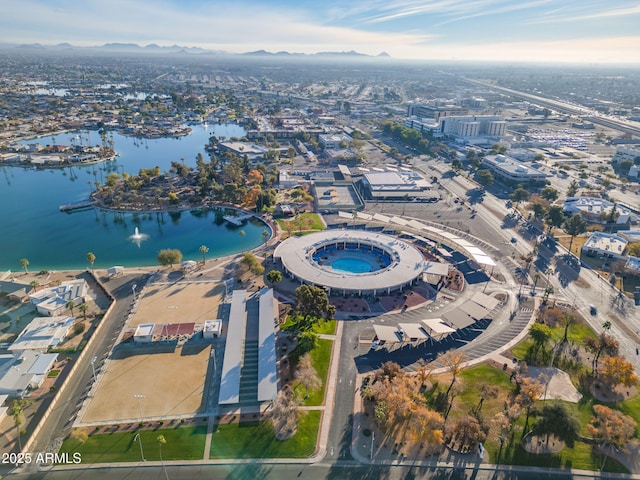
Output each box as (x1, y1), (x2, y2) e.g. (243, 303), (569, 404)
(311, 245), (392, 275)
(330, 257), (374, 274)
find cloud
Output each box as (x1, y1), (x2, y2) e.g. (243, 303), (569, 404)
(526, 4), (640, 24)
(1, 0), (637, 63)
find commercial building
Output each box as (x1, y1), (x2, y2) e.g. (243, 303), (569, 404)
(563, 197), (637, 225)
(481, 155), (547, 184)
(318, 133), (351, 149)
(274, 230), (425, 296)
(360, 170), (435, 201)
(581, 232), (628, 260)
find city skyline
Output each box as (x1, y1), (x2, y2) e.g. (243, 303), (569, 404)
(2, 0), (640, 64)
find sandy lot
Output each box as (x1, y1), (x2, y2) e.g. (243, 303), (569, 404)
(81, 342), (212, 423)
(130, 281), (224, 328)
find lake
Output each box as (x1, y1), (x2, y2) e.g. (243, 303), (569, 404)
(0, 124), (270, 271)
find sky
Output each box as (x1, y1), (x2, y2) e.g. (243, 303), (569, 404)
(2, 0), (640, 64)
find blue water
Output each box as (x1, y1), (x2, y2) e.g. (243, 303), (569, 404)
(330, 258), (374, 274)
(0, 124), (270, 271)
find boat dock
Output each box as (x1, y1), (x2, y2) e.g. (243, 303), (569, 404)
(223, 213), (253, 226)
(59, 199), (96, 212)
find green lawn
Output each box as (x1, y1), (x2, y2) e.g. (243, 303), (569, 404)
(296, 338), (332, 406)
(281, 316), (336, 335)
(499, 435), (627, 473)
(511, 323), (597, 363)
(436, 363), (630, 473)
(210, 410), (320, 458)
(276, 213), (325, 234)
(313, 319), (336, 335)
(59, 426), (207, 463)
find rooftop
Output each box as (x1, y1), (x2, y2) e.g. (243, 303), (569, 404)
(582, 232), (628, 255)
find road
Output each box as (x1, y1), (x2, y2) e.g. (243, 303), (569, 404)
(459, 77), (640, 137)
(10, 461), (624, 480)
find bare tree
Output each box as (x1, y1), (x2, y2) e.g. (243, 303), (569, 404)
(294, 353), (322, 399)
(265, 389), (302, 440)
(438, 351), (466, 397)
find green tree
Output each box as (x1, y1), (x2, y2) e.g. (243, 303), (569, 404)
(79, 303), (89, 320)
(529, 323), (552, 359)
(157, 249), (183, 267)
(476, 169), (494, 186)
(20, 258), (29, 273)
(199, 245), (209, 264)
(451, 158), (463, 170)
(544, 205), (565, 233)
(510, 187), (530, 208)
(294, 285), (335, 328)
(266, 270), (282, 285)
(293, 331), (319, 357)
(567, 180), (579, 197)
(540, 187), (559, 202)
(87, 252), (96, 269)
(532, 201), (547, 220)
(563, 213), (587, 253)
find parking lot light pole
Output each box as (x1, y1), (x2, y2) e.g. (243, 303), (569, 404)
(133, 433), (145, 462)
(90, 356), (97, 383)
(134, 394), (145, 421)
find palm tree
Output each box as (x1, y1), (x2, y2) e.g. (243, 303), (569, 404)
(66, 300), (76, 316)
(20, 258), (29, 273)
(9, 399), (29, 451)
(563, 214), (587, 254)
(199, 245), (209, 264)
(87, 252), (96, 270)
(239, 230), (246, 253)
(79, 303), (89, 320)
(262, 229), (270, 245)
(157, 434), (169, 480)
(30, 280), (40, 292)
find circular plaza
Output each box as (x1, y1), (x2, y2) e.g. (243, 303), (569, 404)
(273, 230), (425, 296)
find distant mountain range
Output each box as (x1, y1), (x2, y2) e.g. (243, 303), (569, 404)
(242, 49), (391, 58)
(3, 42), (390, 58)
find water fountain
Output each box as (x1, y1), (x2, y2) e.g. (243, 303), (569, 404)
(129, 227), (149, 247)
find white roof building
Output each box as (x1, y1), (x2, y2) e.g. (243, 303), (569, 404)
(481, 155), (547, 184)
(624, 256), (640, 276)
(361, 170), (435, 200)
(0, 350), (58, 397)
(563, 197), (636, 224)
(582, 232), (628, 260)
(8, 316), (74, 352)
(29, 279), (87, 316)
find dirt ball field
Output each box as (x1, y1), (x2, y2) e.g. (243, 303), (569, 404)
(80, 343), (211, 423)
(129, 281), (224, 328)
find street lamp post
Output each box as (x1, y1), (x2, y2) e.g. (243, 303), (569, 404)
(134, 394), (145, 421)
(370, 431), (375, 460)
(133, 433), (145, 462)
(90, 356), (97, 383)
